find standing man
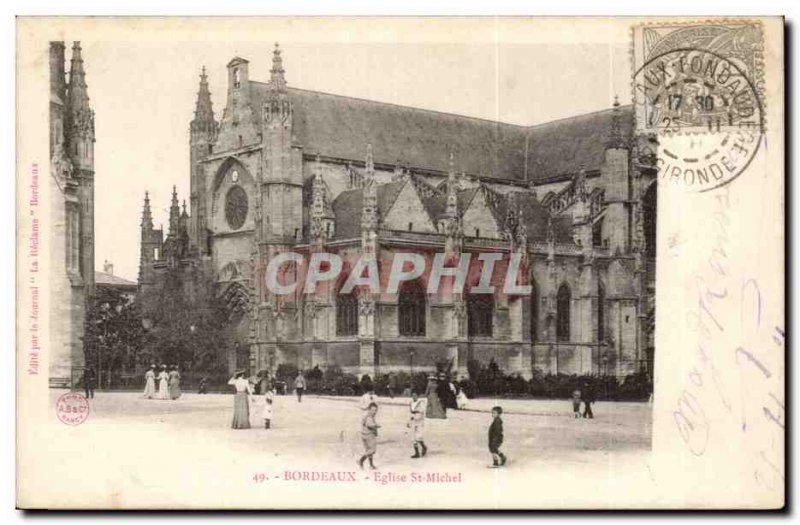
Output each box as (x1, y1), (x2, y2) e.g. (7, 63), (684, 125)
(83, 366), (97, 399)
(294, 371), (307, 403)
(408, 391), (428, 458)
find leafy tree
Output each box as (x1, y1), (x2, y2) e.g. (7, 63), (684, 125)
(83, 287), (145, 388)
(141, 268), (230, 378)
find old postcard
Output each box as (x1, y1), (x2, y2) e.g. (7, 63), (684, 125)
(15, 17), (784, 509)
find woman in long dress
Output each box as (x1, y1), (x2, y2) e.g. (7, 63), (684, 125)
(425, 375), (446, 419)
(168, 365), (182, 400)
(157, 365), (169, 400)
(228, 371), (253, 429)
(143, 365), (156, 399)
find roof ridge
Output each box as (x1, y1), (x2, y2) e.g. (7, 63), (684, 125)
(254, 79), (630, 131)
(527, 103), (633, 131)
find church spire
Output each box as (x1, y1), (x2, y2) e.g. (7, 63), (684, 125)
(67, 42), (91, 116)
(193, 66), (215, 125)
(66, 41), (95, 166)
(606, 95), (625, 149)
(141, 191), (154, 231)
(269, 43), (287, 93)
(361, 144), (378, 233)
(169, 186), (180, 235)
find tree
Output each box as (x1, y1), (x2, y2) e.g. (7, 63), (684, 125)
(141, 268), (230, 379)
(83, 287), (145, 388)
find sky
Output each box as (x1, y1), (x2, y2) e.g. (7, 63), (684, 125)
(72, 18), (633, 281)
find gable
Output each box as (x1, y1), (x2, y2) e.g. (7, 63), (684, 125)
(460, 189), (502, 239)
(381, 180), (437, 234)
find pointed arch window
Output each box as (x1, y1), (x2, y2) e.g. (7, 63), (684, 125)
(468, 293), (494, 338)
(399, 280), (426, 336)
(593, 218), (604, 247)
(336, 289), (358, 336)
(643, 184), (657, 257)
(598, 282), (606, 343)
(530, 281), (539, 343)
(556, 283), (571, 342)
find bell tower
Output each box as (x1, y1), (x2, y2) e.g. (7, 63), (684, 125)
(260, 43), (302, 245)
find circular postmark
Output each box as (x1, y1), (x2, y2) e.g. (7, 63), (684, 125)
(56, 392), (90, 426)
(633, 47), (764, 192)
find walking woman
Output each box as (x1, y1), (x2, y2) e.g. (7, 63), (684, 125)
(168, 365), (182, 400)
(143, 364), (156, 399)
(157, 365), (170, 400)
(425, 375), (446, 419)
(228, 371), (253, 429)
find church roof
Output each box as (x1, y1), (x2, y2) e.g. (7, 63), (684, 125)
(331, 179), (573, 244)
(331, 181), (408, 239)
(249, 80), (633, 185)
(525, 105), (634, 183)
(251, 82), (528, 180)
(96, 271), (138, 289)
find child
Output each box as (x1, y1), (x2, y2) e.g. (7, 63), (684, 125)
(262, 388), (275, 429)
(358, 403), (380, 470)
(488, 406), (507, 467)
(359, 386), (378, 412)
(408, 391), (428, 458)
(571, 388), (582, 418)
(582, 383), (595, 419)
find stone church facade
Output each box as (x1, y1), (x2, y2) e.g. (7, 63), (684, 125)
(138, 45), (657, 379)
(49, 42), (96, 386)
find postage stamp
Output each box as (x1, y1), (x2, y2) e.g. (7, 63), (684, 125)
(632, 21), (766, 191)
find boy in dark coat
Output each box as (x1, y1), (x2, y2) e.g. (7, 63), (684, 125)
(488, 406), (507, 467)
(582, 383), (595, 419)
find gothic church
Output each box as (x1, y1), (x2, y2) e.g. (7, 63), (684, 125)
(138, 44), (657, 379)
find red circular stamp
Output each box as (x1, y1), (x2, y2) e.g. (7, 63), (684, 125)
(56, 392), (89, 426)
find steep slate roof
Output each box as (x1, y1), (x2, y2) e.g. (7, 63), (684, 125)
(249, 80), (633, 184)
(251, 82), (528, 180)
(331, 181), (407, 239)
(525, 105), (634, 182)
(332, 180), (573, 244)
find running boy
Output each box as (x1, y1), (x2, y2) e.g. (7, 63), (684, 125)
(408, 391), (428, 458)
(488, 406), (507, 467)
(358, 403), (380, 470)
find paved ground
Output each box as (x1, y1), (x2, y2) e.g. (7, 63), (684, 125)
(36, 391), (653, 508)
(57, 391), (651, 465)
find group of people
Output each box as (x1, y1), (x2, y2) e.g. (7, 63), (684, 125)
(423, 372), (469, 418)
(356, 382), (507, 469)
(143, 364), (181, 400)
(228, 370), (279, 430)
